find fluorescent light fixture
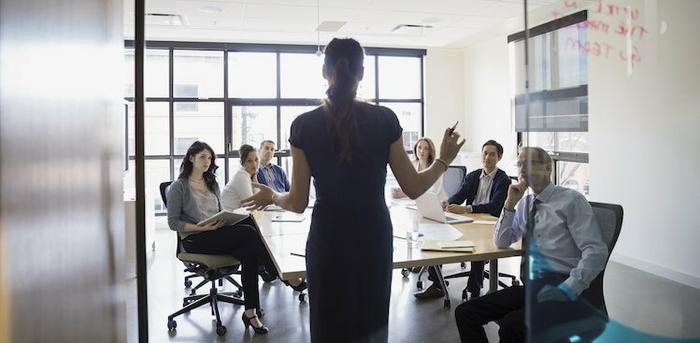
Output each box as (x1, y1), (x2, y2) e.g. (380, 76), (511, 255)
(391, 24), (433, 35)
(316, 21), (346, 32)
(145, 13), (187, 26)
(199, 6), (223, 14)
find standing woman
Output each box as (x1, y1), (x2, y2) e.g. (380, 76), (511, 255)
(391, 137), (448, 201)
(242, 38), (464, 342)
(166, 141), (274, 334)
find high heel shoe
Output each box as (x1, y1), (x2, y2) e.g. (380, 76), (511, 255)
(241, 313), (269, 334)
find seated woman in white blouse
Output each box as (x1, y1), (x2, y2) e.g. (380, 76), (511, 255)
(221, 144), (259, 211)
(391, 137), (447, 201)
(221, 143), (307, 290)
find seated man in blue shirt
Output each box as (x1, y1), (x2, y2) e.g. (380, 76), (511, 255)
(257, 140), (290, 193)
(454, 147), (608, 343)
(414, 140), (511, 301)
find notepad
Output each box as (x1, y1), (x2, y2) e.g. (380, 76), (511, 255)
(421, 240), (475, 253)
(271, 213), (305, 222)
(197, 209), (249, 226)
(438, 240), (475, 249)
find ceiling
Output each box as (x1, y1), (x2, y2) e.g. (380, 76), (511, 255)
(124, 0), (559, 48)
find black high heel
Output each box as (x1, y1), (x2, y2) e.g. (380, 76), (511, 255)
(241, 313), (269, 334)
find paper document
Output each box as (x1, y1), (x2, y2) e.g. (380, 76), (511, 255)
(197, 209), (249, 226)
(271, 213), (306, 222)
(418, 223), (462, 241)
(473, 220), (497, 225)
(422, 240), (475, 253)
(264, 204), (286, 212)
(438, 240), (474, 249)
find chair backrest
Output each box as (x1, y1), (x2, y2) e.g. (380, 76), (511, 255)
(159, 181), (184, 256)
(443, 165), (466, 199)
(586, 202), (624, 315)
(159, 181), (172, 208)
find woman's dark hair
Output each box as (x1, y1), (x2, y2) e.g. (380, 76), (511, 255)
(239, 144), (256, 166)
(323, 38), (365, 164)
(178, 141), (219, 192)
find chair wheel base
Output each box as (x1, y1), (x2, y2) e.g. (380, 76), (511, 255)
(167, 319), (177, 331)
(184, 279), (192, 288)
(416, 280), (423, 289)
(216, 325), (227, 336)
(401, 269), (410, 277)
(299, 293), (306, 302)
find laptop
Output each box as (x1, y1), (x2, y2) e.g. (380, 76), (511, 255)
(414, 192), (474, 224)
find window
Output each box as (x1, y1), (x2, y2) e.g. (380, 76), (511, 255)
(124, 41), (425, 194)
(173, 50), (224, 98)
(510, 11), (590, 198)
(379, 102), (422, 151)
(378, 56), (422, 99)
(125, 101), (169, 156)
(228, 52), (276, 98)
(280, 53), (326, 99)
(174, 102), (224, 155)
(231, 106), (277, 149)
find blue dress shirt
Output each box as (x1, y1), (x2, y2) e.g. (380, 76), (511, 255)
(494, 183), (608, 297)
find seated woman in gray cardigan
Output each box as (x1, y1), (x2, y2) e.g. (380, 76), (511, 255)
(166, 141), (276, 334)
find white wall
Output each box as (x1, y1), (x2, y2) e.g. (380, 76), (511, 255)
(461, 0), (700, 288)
(462, 36), (518, 174)
(424, 48), (466, 155)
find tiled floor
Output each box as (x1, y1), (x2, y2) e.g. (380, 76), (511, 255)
(126, 223), (700, 342)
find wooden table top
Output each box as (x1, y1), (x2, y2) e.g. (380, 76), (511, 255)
(252, 206), (522, 280)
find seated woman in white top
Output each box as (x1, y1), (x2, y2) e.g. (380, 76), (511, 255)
(221, 144), (259, 211)
(391, 137), (447, 201)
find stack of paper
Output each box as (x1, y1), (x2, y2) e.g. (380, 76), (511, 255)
(421, 240), (475, 253)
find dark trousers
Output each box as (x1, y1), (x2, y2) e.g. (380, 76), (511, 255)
(454, 273), (602, 343)
(182, 220), (277, 310)
(428, 261), (484, 292)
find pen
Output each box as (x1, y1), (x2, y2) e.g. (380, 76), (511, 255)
(290, 252), (306, 257)
(448, 121), (459, 135)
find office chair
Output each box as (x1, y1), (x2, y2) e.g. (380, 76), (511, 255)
(160, 181), (246, 336)
(532, 202), (623, 342)
(159, 181), (244, 296)
(443, 165), (467, 199)
(417, 167), (519, 300)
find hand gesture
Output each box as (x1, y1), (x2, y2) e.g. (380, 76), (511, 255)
(438, 127), (466, 166)
(240, 182), (275, 211)
(505, 178), (528, 210)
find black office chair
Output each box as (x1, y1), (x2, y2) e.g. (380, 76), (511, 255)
(532, 202), (623, 342)
(160, 181), (246, 336)
(443, 165), (467, 199)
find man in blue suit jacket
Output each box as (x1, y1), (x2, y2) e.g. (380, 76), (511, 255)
(415, 140), (511, 301)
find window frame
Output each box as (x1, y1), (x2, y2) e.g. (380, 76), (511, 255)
(123, 41), (426, 213)
(510, 11), (590, 191)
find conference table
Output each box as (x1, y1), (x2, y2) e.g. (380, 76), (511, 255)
(251, 205), (522, 307)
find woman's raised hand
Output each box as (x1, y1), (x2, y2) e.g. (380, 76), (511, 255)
(241, 182), (275, 211)
(438, 125), (465, 165)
